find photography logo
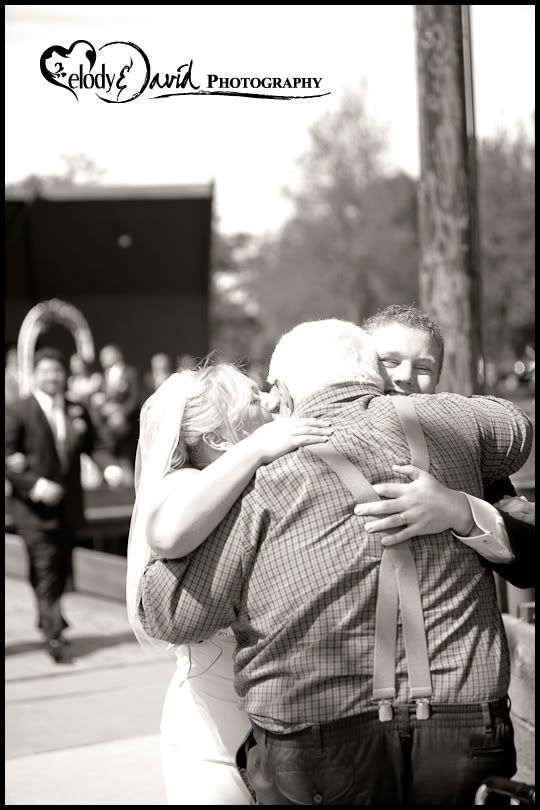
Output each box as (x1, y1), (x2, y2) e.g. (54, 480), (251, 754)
(40, 40), (330, 103)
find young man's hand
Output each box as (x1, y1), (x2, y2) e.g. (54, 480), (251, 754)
(354, 465), (475, 546)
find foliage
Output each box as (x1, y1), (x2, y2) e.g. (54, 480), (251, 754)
(477, 126), (535, 362)
(211, 92), (534, 373)
(250, 91), (420, 362)
(209, 229), (264, 365)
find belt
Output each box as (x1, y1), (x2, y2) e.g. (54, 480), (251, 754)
(252, 697), (511, 746)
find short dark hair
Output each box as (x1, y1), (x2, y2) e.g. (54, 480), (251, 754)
(34, 347), (67, 371)
(362, 304), (445, 374)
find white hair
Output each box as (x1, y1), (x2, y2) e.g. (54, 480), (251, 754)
(268, 319), (384, 405)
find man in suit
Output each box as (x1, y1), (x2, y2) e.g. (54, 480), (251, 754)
(139, 320), (532, 804)
(5, 347), (96, 662)
(360, 305), (535, 589)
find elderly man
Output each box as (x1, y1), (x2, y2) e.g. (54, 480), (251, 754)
(138, 319), (532, 805)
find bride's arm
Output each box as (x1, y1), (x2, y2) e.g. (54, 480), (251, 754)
(148, 416), (332, 558)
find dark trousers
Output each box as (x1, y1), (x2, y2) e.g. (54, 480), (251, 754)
(247, 699), (516, 805)
(22, 527), (73, 642)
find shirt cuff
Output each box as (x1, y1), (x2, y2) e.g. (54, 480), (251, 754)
(29, 478), (49, 503)
(452, 493), (514, 564)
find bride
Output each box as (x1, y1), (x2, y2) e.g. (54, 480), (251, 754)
(126, 362), (333, 805)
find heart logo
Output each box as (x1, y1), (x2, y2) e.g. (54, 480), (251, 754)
(40, 40), (97, 101)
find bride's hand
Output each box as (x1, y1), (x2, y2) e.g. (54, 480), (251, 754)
(248, 417), (333, 465)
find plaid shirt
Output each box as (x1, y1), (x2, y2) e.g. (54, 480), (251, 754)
(139, 384), (532, 732)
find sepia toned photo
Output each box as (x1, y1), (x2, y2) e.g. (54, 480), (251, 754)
(5, 5), (534, 806)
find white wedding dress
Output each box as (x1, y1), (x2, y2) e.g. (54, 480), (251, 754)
(160, 628), (253, 805)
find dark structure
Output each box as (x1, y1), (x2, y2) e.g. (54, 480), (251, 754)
(415, 5), (483, 395)
(5, 181), (213, 372)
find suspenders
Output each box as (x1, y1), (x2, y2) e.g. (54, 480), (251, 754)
(307, 396), (432, 722)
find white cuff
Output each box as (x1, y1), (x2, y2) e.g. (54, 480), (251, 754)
(452, 493), (514, 563)
(29, 478), (50, 503)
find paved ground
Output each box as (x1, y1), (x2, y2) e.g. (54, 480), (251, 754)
(5, 575), (176, 805)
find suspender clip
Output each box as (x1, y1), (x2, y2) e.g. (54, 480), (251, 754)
(377, 699), (394, 722)
(415, 698), (431, 720)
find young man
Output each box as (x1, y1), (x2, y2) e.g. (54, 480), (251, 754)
(364, 305), (444, 396)
(359, 305), (534, 586)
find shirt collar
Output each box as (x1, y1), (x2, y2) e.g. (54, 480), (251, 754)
(33, 388), (63, 412)
(294, 382), (383, 417)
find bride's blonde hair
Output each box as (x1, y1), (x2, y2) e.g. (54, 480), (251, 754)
(169, 362), (257, 469)
(127, 360), (260, 646)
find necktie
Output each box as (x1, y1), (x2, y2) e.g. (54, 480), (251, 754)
(50, 400), (69, 472)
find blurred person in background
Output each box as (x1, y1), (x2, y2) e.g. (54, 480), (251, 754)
(5, 342), (19, 410)
(97, 344), (140, 483)
(67, 353), (103, 406)
(5, 347), (96, 663)
(514, 345), (535, 396)
(5, 343), (19, 499)
(66, 354), (105, 490)
(178, 353), (197, 372)
(143, 353), (173, 399)
(524, 344), (535, 393)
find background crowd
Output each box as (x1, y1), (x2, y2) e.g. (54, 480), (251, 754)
(4, 336), (534, 500)
(5, 345), (265, 492)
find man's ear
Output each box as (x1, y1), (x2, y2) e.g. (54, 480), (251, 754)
(274, 380), (294, 416)
(202, 432), (232, 452)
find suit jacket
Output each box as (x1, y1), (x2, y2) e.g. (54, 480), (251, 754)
(484, 477), (535, 589)
(5, 394), (95, 531)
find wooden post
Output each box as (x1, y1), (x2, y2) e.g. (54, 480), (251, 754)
(415, 5), (484, 394)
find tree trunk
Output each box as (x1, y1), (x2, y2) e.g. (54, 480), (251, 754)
(415, 5), (484, 394)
